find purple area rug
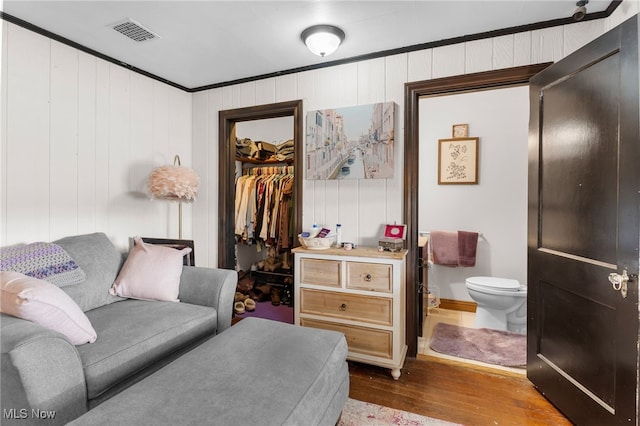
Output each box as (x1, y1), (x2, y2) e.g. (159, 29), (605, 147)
(238, 301), (294, 324)
(429, 322), (526, 367)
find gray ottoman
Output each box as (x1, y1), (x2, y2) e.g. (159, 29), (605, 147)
(70, 317), (349, 426)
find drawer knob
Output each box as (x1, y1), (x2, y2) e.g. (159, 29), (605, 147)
(364, 273), (372, 282)
(340, 303), (347, 311)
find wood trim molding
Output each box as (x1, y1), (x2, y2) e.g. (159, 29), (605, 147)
(438, 299), (477, 313)
(403, 63), (551, 357)
(218, 100), (304, 269)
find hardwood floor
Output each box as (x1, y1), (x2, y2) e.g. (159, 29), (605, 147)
(348, 356), (571, 426)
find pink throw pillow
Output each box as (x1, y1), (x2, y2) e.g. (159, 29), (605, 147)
(109, 236), (191, 302)
(0, 271), (97, 345)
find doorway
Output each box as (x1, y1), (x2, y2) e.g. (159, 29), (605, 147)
(403, 64), (550, 357)
(218, 100), (304, 323)
(416, 85), (530, 374)
(218, 100), (304, 270)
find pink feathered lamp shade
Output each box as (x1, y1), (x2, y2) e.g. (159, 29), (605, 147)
(147, 155), (200, 238)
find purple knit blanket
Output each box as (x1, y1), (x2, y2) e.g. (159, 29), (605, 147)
(1, 242), (86, 287)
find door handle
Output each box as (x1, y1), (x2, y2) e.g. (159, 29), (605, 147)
(608, 270), (629, 298)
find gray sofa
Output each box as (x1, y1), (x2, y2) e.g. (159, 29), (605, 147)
(1, 232), (350, 426)
(1, 232), (237, 425)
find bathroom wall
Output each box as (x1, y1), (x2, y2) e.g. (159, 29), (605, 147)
(418, 86), (529, 301)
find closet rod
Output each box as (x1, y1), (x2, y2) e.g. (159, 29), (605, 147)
(244, 165), (294, 176)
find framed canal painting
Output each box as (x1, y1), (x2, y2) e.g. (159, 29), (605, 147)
(305, 102), (395, 180)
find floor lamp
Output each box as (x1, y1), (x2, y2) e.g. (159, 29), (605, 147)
(147, 155), (200, 239)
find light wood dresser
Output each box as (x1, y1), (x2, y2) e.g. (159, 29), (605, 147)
(292, 246), (407, 379)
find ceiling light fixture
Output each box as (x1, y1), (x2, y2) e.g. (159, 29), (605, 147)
(573, 0), (588, 21)
(301, 24), (345, 58)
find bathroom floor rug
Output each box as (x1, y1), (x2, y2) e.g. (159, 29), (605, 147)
(429, 322), (526, 367)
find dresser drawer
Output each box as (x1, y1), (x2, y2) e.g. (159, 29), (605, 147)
(346, 261), (392, 293)
(299, 258), (341, 287)
(300, 288), (392, 326)
(301, 318), (392, 359)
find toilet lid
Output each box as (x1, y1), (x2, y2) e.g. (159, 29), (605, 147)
(466, 276), (521, 291)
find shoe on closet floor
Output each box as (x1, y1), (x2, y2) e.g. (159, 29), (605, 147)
(281, 288), (291, 306)
(234, 301), (245, 315)
(253, 283), (272, 302)
(271, 288), (281, 306)
(244, 298), (256, 312)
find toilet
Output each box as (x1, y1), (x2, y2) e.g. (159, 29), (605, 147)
(465, 276), (527, 334)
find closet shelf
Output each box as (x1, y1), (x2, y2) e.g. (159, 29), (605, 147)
(252, 269), (294, 288)
(252, 269), (293, 279)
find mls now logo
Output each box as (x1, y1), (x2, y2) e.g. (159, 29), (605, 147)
(3, 408), (56, 419)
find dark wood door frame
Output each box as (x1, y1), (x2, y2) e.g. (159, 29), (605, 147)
(218, 100), (304, 269)
(403, 63), (550, 356)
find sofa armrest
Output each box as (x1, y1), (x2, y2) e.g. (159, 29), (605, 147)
(1, 315), (87, 425)
(178, 267), (237, 333)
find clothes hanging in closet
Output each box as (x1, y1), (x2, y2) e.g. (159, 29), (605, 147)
(235, 166), (294, 249)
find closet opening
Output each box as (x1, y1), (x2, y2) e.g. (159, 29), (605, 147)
(218, 100), (304, 323)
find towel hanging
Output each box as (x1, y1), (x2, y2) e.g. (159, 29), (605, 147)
(427, 230), (480, 267)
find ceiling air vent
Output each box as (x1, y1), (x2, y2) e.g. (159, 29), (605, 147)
(111, 19), (160, 42)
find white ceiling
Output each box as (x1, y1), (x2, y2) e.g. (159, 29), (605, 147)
(2, 1), (615, 90)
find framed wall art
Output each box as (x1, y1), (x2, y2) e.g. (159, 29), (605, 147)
(305, 102), (396, 180)
(437, 137), (479, 184)
(452, 123), (469, 138)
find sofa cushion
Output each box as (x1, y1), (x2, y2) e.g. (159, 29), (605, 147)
(54, 233), (123, 312)
(1, 271), (97, 345)
(109, 237), (191, 302)
(78, 299), (217, 400)
(0, 241), (86, 287)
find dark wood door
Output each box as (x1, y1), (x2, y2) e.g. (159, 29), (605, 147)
(528, 16), (639, 425)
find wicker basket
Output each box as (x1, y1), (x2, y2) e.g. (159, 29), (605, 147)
(298, 235), (336, 250)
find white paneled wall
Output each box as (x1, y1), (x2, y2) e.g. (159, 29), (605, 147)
(0, 23), (192, 251)
(193, 13), (634, 268)
(2, 5), (637, 266)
